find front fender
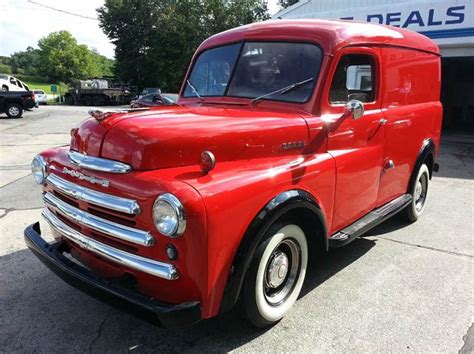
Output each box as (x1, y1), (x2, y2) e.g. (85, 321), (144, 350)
(158, 153), (336, 318)
(218, 189), (328, 314)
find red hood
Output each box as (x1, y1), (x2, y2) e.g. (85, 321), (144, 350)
(71, 106), (315, 171)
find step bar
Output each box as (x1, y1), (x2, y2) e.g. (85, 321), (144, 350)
(329, 194), (412, 248)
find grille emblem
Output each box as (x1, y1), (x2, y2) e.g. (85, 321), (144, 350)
(63, 167), (110, 188)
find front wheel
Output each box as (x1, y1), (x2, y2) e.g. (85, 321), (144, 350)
(403, 163), (430, 222)
(241, 221), (308, 328)
(6, 103), (23, 118)
(2, 85), (8, 92)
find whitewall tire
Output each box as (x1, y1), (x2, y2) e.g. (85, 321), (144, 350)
(242, 221), (308, 328)
(404, 163), (430, 222)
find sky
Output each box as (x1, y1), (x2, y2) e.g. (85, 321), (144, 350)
(0, 0), (281, 59)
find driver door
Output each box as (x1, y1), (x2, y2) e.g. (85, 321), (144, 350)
(324, 48), (385, 232)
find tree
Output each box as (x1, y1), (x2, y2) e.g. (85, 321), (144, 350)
(37, 31), (94, 82)
(9, 47), (40, 75)
(279, 0), (299, 8)
(98, 0), (269, 91)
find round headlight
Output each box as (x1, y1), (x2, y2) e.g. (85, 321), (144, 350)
(31, 155), (47, 184)
(153, 193), (186, 237)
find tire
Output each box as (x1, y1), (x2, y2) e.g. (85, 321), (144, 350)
(84, 96), (93, 106)
(6, 103), (23, 118)
(403, 163), (430, 222)
(241, 221), (308, 328)
(2, 85), (8, 92)
(92, 95), (104, 106)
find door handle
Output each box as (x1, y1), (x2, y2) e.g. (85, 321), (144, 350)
(384, 159), (395, 170)
(379, 118), (388, 125)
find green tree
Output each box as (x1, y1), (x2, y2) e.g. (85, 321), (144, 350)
(9, 47), (40, 75)
(278, 0), (299, 8)
(98, 0), (269, 91)
(89, 49), (115, 77)
(37, 31), (106, 82)
(0, 63), (12, 74)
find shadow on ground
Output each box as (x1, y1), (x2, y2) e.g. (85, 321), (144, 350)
(0, 235), (379, 352)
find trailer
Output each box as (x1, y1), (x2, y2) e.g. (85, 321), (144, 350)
(64, 79), (136, 106)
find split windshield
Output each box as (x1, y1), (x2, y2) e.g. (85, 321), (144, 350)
(183, 42), (323, 103)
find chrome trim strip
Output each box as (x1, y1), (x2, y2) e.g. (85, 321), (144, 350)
(42, 208), (178, 280)
(43, 192), (153, 247)
(68, 151), (132, 174)
(47, 174), (141, 215)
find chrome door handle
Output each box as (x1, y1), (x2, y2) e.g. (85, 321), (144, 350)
(384, 159), (395, 170)
(379, 119), (388, 125)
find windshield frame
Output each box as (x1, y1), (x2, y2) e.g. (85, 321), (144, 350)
(182, 40), (324, 105)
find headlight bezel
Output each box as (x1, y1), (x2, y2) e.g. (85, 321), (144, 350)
(31, 155), (48, 184)
(152, 193), (186, 237)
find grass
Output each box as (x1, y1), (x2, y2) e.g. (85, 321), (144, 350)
(24, 81), (69, 94)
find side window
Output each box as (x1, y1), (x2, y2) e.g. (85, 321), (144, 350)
(329, 54), (375, 104)
(9, 77), (17, 86)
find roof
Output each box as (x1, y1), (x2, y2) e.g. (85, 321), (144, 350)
(199, 19), (440, 55)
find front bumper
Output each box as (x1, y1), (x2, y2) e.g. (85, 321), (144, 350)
(24, 222), (201, 328)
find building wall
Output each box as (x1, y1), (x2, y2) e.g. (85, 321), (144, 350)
(274, 0), (474, 57)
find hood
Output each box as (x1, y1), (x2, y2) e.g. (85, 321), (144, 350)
(71, 106), (315, 171)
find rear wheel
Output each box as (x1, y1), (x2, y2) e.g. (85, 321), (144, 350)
(6, 103), (23, 118)
(84, 95), (93, 106)
(92, 95), (104, 106)
(403, 163), (430, 222)
(241, 221), (308, 328)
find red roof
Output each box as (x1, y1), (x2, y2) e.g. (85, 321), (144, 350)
(199, 19), (440, 55)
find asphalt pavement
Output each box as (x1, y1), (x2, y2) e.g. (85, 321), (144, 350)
(0, 106), (473, 353)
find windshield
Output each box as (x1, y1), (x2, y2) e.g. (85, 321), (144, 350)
(184, 42), (323, 103)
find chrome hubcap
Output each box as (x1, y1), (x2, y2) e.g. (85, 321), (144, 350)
(414, 173), (428, 212)
(264, 239), (300, 305)
(266, 251), (289, 288)
(414, 181), (423, 201)
(9, 107), (19, 115)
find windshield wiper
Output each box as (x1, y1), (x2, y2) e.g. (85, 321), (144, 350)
(186, 79), (202, 100)
(251, 77), (314, 105)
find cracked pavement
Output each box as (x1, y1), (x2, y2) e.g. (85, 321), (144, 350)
(0, 106), (473, 352)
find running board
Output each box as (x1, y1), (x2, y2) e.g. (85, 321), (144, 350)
(329, 194), (412, 248)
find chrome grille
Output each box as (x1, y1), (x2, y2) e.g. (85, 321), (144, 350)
(46, 174), (140, 215)
(41, 172), (179, 280)
(45, 173), (152, 247)
(43, 192), (154, 246)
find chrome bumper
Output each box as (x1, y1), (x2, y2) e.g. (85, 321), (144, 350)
(42, 208), (179, 280)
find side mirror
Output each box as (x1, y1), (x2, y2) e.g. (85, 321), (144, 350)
(344, 99), (364, 119)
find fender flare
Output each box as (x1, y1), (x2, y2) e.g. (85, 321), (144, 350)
(409, 139), (436, 190)
(218, 189), (328, 314)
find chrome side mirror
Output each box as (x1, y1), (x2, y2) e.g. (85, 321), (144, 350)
(345, 100), (364, 120)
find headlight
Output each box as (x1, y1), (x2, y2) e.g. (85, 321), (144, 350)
(31, 155), (48, 184)
(153, 193), (186, 237)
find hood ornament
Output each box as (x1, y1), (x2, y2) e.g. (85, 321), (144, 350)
(88, 109), (113, 122)
(88, 108), (150, 122)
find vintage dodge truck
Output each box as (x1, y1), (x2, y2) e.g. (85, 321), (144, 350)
(25, 20), (442, 328)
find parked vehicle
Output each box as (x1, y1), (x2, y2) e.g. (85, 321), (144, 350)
(33, 90), (48, 105)
(64, 79), (136, 106)
(0, 74), (29, 92)
(25, 20), (442, 329)
(0, 91), (36, 118)
(136, 87), (161, 99)
(130, 93), (178, 108)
